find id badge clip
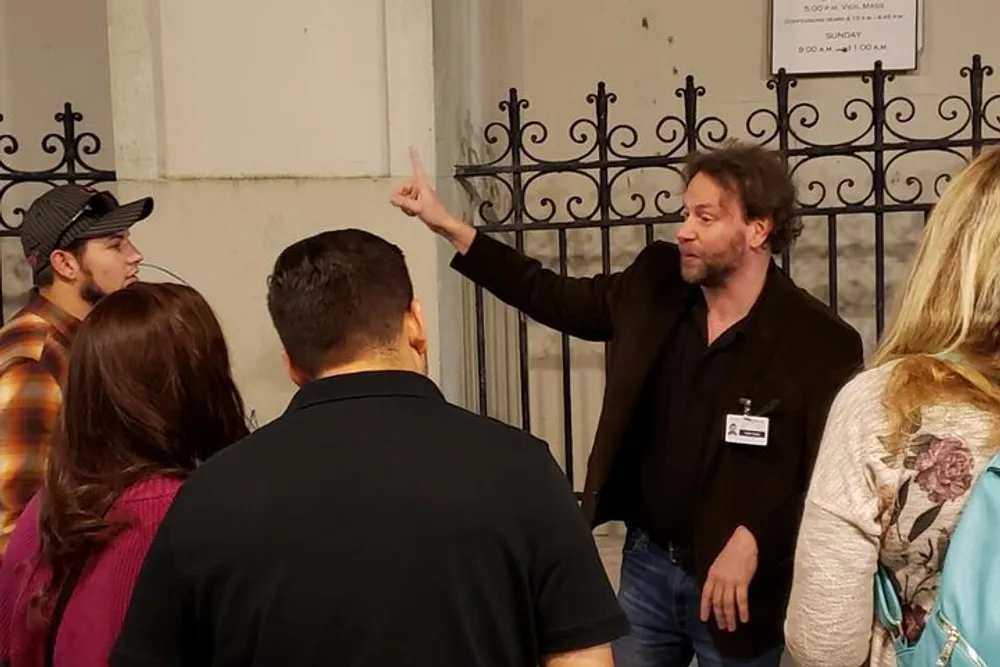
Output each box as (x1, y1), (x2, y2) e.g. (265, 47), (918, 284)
(725, 397), (770, 447)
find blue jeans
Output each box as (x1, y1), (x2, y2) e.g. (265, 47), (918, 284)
(612, 529), (784, 667)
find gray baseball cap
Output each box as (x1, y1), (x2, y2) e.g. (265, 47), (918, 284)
(20, 184), (153, 276)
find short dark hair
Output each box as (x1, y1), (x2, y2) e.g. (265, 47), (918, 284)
(684, 142), (802, 255)
(33, 238), (86, 287)
(266, 229), (414, 378)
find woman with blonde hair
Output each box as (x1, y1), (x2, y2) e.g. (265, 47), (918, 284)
(784, 149), (1000, 667)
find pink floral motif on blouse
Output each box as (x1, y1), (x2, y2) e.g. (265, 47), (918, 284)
(876, 432), (977, 645)
(912, 436), (974, 504)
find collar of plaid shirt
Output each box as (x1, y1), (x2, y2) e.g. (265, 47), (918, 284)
(22, 289), (81, 344)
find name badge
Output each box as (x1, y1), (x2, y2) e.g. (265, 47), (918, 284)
(725, 414), (770, 447)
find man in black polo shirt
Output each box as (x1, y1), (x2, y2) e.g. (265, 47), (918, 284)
(111, 229), (629, 667)
(391, 145), (864, 667)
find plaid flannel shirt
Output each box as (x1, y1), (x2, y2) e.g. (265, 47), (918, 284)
(0, 292), (78, 557)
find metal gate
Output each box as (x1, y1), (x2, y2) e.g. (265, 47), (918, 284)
(454, 55), (1000, 488)
(0, 103), (116, 317)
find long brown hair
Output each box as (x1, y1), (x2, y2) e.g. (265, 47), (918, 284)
(32, 282), (249, 624)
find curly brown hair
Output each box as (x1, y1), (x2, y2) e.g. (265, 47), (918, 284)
(684, 142), (802, 255)
(31, 282), (250, 630)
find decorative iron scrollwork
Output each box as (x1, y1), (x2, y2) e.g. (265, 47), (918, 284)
(0, 103), (116, 233)
(456, 55), (1000, 234)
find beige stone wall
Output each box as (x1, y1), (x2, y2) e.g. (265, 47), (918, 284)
(1, 0), (474, 425)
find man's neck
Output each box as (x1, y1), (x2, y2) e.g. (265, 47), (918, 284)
(316, 354), (420, 380)
(38, 284), (92, 321)
(701, 254), (771, 325)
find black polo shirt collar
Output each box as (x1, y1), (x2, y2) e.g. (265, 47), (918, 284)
(286, 369), (444, 413)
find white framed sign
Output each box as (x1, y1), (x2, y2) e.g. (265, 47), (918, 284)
(770, 0), (919, 75)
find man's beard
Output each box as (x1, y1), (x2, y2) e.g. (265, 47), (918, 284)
(680, 236), (746, 288)
(683, 262), (734, 288)
(78, 270), (108, 306)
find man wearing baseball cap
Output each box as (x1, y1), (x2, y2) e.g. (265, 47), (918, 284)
(0, 184), (153, 558)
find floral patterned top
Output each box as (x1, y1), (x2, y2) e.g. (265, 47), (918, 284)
(784, 361), (997, 667)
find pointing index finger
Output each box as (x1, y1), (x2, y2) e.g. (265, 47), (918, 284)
(409, 146), (428, 180)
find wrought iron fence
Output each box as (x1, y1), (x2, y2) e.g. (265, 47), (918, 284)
(0, 103), (116, 316)
(454, 55), (1000, 487)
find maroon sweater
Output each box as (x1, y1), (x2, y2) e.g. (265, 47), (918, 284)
(0, 477), (181, 667)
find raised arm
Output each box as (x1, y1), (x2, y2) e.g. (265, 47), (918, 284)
(390, 148), (630, 342)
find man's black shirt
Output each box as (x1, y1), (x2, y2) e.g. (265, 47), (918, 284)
(110, 370), (628, 667)
(640, 288), (750, 552)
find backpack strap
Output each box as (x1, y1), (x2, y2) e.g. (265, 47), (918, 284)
(43, 559), (87, 667)
(986, 450), (1000, 475)
(874, 564), (907, 645)
(932, 350), (963, 364)
(874, 449), (1000, 655)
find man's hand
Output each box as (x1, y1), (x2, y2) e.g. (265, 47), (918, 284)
(699, 525), (758, 632)
(390, 147), (476, 254)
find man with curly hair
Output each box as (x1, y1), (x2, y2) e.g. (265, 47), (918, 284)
(392, 142), (864, 667)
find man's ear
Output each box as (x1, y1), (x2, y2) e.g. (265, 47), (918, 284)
(404, 297), (428, 356)
(49, 247), (84, 281)
(748, 217), (774, 251)
(281, 348), (309, 387)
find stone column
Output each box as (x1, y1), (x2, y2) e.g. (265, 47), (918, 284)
(106, 0), (469, 423)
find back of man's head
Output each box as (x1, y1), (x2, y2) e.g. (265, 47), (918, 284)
(266, 229), (426, 383)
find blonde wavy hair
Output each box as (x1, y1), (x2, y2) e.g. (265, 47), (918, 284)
(872, 149), (1000, 455)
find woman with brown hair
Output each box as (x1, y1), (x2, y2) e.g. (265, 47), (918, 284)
(0, 282), (249, 667)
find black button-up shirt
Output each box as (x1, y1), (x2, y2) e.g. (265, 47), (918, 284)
(640, 287), (753, 551)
